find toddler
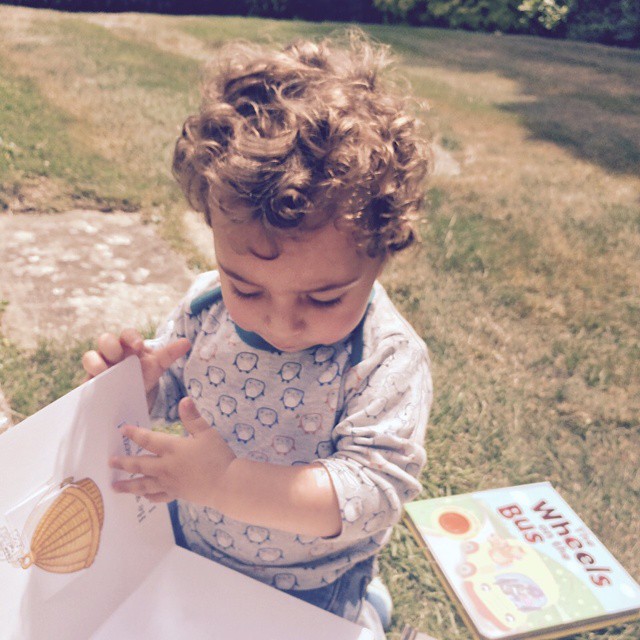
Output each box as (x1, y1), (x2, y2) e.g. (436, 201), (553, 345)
(82, 30), (433, 638)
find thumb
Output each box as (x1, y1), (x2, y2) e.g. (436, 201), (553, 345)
(153, 337), (191, 372)
(178, 397), (210, 436)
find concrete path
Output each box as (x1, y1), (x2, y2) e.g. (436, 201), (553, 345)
(0, 209), (205, 429)
(0, 210), (196, 348)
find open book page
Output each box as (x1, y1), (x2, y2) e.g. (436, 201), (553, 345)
(0, 357), (173, 639)
(0, 357), (373, 640)
(94, 545), (372, 640)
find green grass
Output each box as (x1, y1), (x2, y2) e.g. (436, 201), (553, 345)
(54, 19), (197, 93)
(0, 336), (90, 420)
(1, 7), (639, 639)
(176, 13), (334, 44)
(0, 60), (137, 210)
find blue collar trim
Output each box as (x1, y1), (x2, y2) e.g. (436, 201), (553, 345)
(190, 287), (223, 315)
(234, 325), (282, 353)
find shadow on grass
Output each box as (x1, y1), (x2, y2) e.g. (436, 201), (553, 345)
(376, 27), (640, 175)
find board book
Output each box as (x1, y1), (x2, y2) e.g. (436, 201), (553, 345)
(404, 483), (640, 640)
(0, 357), (373, 640)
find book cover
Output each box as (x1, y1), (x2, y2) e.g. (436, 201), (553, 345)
(404, 482), (640, 640)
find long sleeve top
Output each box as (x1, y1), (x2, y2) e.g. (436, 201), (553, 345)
(150, 271), (432, 590)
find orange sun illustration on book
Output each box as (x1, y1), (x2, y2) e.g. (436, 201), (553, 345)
(16, 477), (104, 574)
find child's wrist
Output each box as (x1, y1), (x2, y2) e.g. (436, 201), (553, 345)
(214, 456), (247, 514)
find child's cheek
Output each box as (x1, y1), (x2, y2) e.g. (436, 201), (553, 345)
(220, 289), (252, 332)
(322, 302), (367, 342)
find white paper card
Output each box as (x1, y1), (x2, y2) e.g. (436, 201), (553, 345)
(0, 357), (372, 640)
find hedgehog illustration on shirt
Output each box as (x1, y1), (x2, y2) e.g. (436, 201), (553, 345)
(256, 407), (278, 428)
(273, 573), (298, 590)
(234, 352), (259, 373)
(206, 365), (226, 386)
(242, 378), (266, 401)
(312, 345), (335, 364)
(202, 314), (221, 335)
(188, 378), (203, 398)
(281, 388), (304, 411)
(317, 361), (340, 386)
(244, 525), (271, 545)
(233, 423), (255, 444)
(217, 394), (238, 416)
(299, 413), (323, 434)
(272, 435), (296, 455)
(278, 362), (302, 382)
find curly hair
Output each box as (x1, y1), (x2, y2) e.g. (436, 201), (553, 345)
(172, 29), (431, 257)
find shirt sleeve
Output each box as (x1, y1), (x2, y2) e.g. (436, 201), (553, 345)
(149, 271), (219, 423)
(147, 307), (190, 423)
(319, 332), (432, 543)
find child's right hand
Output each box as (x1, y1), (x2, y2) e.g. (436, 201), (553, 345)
(81, 329), (191, 405)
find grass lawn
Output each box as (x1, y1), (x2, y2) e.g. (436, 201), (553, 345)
(1, 6), (639, 639)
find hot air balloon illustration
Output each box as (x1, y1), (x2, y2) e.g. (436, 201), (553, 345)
(15, 477), (104, 574)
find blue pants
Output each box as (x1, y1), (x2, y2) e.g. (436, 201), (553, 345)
(284, 555), (386, 639)
(284, 555), (374, 620)
(168, 502), (385, 638)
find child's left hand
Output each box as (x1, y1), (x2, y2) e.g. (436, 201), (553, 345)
(110, 397), (236, 506)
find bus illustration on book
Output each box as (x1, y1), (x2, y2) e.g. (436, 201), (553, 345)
(457, 534), (559, 633)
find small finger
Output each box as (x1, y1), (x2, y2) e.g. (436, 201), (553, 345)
(144, 492), (172, 503)
(82, 350), (109, 378)
(109, 453), (162, 476)
(112, 476), (159, 496)
(120, 424), (173, 456)
(120, 328), (145, 355)
(97, 333), (125, 365)
(178, 397), (210, 435)
(155, 338), (191, 371)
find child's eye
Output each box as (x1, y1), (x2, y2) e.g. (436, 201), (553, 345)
(232, 285), (261, 300)
(308, 296), (343, 308)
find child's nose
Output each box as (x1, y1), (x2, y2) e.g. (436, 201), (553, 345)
(266, 300), (305, 336)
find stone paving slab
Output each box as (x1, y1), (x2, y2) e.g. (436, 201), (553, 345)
(0, 210), (196, 350)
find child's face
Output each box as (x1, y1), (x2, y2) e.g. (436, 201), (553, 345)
(212, 215), (384, 353)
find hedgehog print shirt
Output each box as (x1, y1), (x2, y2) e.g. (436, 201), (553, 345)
(151, 271), (432, 591)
